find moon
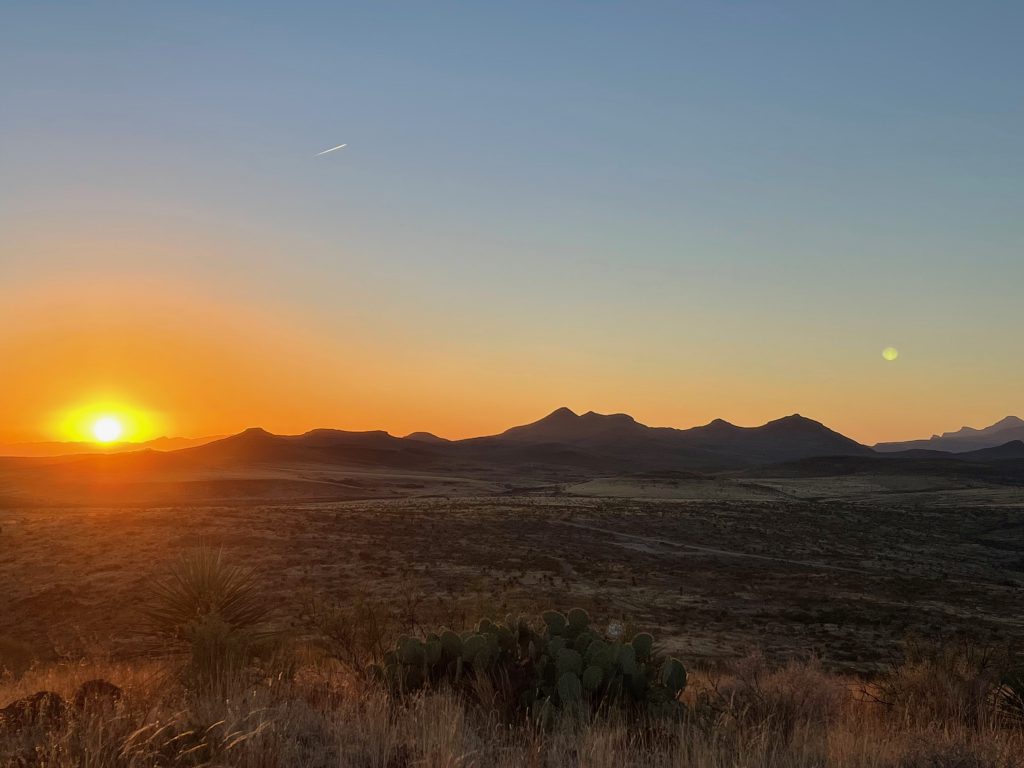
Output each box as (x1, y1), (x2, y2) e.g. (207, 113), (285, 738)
(882, 347), (899, 362)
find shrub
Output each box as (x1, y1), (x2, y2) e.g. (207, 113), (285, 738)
(995, 664), (1024, 726)
(704, 653), (848, 741)
(301, 595), (396, 678)
(873, 638), (1014, 727)
(141, 546), (275, 688)
(368, 608), (687, 722)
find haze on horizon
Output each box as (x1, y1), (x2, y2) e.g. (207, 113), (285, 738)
(2, 2), (1022, 447)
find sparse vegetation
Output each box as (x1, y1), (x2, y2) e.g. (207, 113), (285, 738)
(141, 546), (278, 690)
(2, 647), (1023, 767)
(369, 608), (687, 724)
(2, 498), (1022, 765)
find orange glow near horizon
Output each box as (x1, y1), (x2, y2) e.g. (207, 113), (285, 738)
(54, 401), (164, 444)
(0, 274), (1019, 449)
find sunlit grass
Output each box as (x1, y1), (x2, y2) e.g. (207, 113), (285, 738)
(2, 654), (1022, 767)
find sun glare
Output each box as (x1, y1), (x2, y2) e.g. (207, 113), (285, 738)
(92, 416), (124, 443)
(53, 401), (163, 444)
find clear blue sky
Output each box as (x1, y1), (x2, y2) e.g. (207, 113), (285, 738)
(1, 1), (1021, 443)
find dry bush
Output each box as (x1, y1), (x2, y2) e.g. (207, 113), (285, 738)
(693, 653), (849, 741)
(301, 594), (399, 678)
(866, 638), (1015, 728)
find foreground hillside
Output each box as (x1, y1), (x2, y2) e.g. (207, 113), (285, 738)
(2, 627), (1022, 766)
(2, 461), (1021, 766)
(2, 492), (1022, 766)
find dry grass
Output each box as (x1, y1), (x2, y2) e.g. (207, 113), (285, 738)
(4, 496), (1023, 673)
(2, 653), (1022, 768)
(2, 503), (1020, 766)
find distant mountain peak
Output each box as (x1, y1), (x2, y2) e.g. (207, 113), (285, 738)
(544, 406), (579, 420)
(497, 407), (648, 443)
(404, 431), (451, 444)
(940, 415), (1024, 438)
(995, 416), (1024, 428)
(763, 414), (827, 431)
(300, 428), (391, 439)
(239, 427), (273, 437)
(875, 416), (1024, 453)
(581, 410), (637, 424)
(774, 413), (804, 423)
(783, 413), (818, 423)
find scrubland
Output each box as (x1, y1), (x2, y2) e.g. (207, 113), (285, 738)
(2, 642), (1022, 767)
(1, 493), (1022, 766)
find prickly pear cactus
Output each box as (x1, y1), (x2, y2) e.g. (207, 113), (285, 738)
(582, 665), (604, 691)
(632, 632), (654, 661)
(659, 657), (687, 694)
(440, 629), (462, 659)
(543, 611), (568, 635)
(557, 671), (583, 705)
(567, 607), (590, 632)
(372, 608), (687, 722)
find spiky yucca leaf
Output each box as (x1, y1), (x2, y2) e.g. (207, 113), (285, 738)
(142, 546), (272, 642)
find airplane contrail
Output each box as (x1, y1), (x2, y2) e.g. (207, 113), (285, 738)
(316, 143), (348, 156)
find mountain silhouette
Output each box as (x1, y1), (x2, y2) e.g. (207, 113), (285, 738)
(675, 414), (872, 463)
(404, 431), (451, 444)
(2, 407), (875, 471)
(7, 408), (1024, 506)
(494, 408), (652, 443)
(179, 427), (436, 468)
(875, 416), (1024, 453)
(474, 408), (870, 467)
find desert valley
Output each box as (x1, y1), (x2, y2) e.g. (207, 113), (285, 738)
(3, 409), (1023, 765)
(5, 2), (1023, 764)
(3, 407), (1023, 667)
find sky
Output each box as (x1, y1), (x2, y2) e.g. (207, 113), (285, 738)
(1, 1), (1022, 445)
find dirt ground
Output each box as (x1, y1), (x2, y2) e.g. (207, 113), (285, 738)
(2, 488), (1022, 673)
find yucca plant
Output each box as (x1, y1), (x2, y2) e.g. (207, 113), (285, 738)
(142, 546), (275, 688)
(995, 667), (1024, 725)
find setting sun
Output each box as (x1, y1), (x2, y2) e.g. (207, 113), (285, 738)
(52, 400), (164, 444)
(91, 416), (124, 443)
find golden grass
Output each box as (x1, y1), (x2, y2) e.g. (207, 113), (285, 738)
(2, 654), (1022, 768)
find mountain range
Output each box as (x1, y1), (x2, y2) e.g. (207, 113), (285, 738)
(64, 407), (872, 473)
(4, 408), (1024, 507)
(3, 410), (1022, 474)
(874, 416), (1024, 453)
(467, 407), (872, 467)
